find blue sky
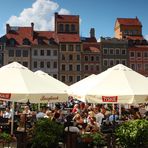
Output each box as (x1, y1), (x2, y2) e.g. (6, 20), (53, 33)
(0, 0), (148, 40)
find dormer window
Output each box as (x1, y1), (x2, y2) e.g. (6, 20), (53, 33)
(38, 38), (43, 45)
(23, 38), (30, 45)
(9, 38), (16, 46)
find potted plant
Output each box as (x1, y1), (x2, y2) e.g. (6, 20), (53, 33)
(80, 132), (106, 147)
(31, 118), (64, 148)
(0, 132), (16, 147)
(115, 119), (148, 148)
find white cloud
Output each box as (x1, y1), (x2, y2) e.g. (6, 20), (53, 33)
(6, 0), (70, 31)
(144, 35), (148, 41)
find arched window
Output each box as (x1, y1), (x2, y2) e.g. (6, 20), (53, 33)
(9, 38), (16, 46)
(65, 24), (70, 32)
(59, 24), (64, 32)
(23, 38), (30, 45)
(71, 24), (76, 32)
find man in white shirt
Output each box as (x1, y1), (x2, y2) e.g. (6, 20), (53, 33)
(3, 107), (12, 119)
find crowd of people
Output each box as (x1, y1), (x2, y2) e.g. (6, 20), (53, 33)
(0, 99), (148, 135)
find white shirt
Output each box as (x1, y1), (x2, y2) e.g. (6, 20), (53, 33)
(65, 126), (80, 133)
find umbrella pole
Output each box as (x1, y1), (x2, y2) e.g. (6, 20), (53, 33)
(11, 101), (14, 135)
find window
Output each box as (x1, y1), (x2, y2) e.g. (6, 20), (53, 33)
(115, 59), (120, 65)
(47, 62), (50, 68)
(62, 64), (66, 71)
(103, 48), (108, 55)
(109, 48), (114, 55)
(9, 38), (15, 46)
(61, 44), (66, 51)
(121, 60), (126, 65)
(38, 38), (43, 45)
(68, 45), (73, 51)
(90, 65), (94, 71)
(76, 76), (81, 82)
(53, 50), (57, 56)
(23, 50), (28, 57)
(131, 64), (136, 70)
(9, 50), (14, 57)
(65, 24), (70, 32)
(143, 52), (148, 58)
(77, 55), (80, 60)
(76, 65), (81, 71)
(34, 50), (38, 56)
(130, 51), (135, 57)
(23, 38), (30, 45)
(69, 64), (73, 71)
(40, 50), (44, 56)
(115, 48), (120, 55)
(137, 52), (141, 58)
(69, 76), (73, 82)
(22, 62), (28, 67)
(59, 24), (64, 32)
(34, 61), (37, 68)
(61, 76), (66, 82)
(53, 62), (57, 68)
(144, 64), (148, 71)
(16, 50), (21, 57)
(109, 60), (114, 66)
(91, 56), (94, 61)
(61, 54), (65, 60)
(96, 56), (99, 61)
(47, 50), (51, 56)
(103, 59), (108, 66)
(96, 65), (99, 71)
(137, 64), (142, 70)
(69, 54), (73, 61)
(121, 49), (126, 55)
(85, 56), (89, 61)
(85, 65), (89, 71)
(71, 24), (76, 32)
(76, 45), (81, 51)
(40, 61), (44, 68)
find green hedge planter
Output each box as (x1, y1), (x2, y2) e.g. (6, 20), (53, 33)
(115, 119), (148, 148)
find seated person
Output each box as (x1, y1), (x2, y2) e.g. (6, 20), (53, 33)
(3, 107), (12, 119)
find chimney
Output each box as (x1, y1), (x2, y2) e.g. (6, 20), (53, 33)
(55, 12), (58, 33)
(6, 24), (10, 33)
(90, 28), (95, 38)
(31, 22), (34, 36)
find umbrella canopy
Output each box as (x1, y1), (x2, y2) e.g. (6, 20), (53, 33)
(70, 64), (148, 104)
(67, 74), (96, 102)
(34, 70), (68, 103)
(0, 62), (68, 103)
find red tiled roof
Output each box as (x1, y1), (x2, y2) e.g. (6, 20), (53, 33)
(89, 46), (100, 52)
(126, 35), (144, 40)
(4, 26), (58, 46)
(55, 13), (79, 23)
(34, 31), (57, 45)
(83, 42), (100, 53)
(57, 33), (80, 42)
(117, 18), (142, 26)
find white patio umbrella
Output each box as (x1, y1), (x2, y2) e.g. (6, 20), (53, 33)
(0, 62), (68, 134)
(34, 70), (68, 103)
(70, 64), (148, 104)
(67, 74), (96, 102)
(0, 62), (68, 103)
